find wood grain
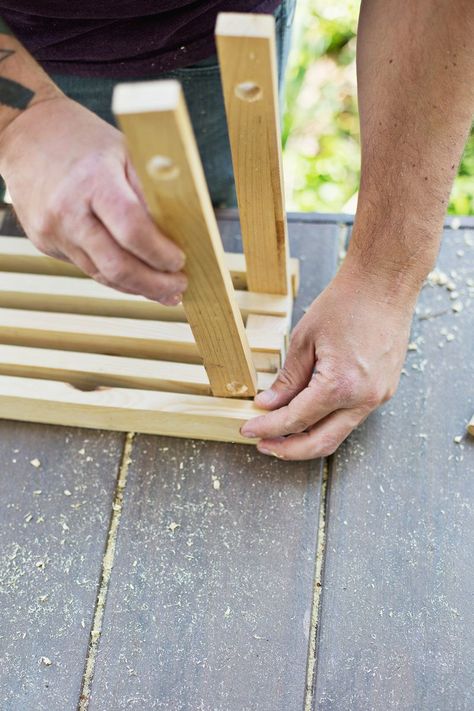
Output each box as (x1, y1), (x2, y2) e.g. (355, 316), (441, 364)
(0, 307), (284, 372)
(113, 80), (256, 397)
(0, 343), (273, 395)
(0, 236), (299, 293)
(0, 271), (291, 320)
(216, 13), (289, 295)
(0, 373), (265, 443)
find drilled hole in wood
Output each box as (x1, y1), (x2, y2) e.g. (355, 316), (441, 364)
(234, 82), (262, 102)
(226, 381), (249, 396)
(146, 155), (180, 181)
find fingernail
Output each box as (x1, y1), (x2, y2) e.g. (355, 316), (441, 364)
(161, 293), (182, 306)
(256, 389), (277, 406)
(171, 252), (186, 271)
(240, 427), (257, 438)
(258, 447), (281, 458)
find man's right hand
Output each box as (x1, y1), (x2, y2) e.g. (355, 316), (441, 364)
(0, 95), (188, 305)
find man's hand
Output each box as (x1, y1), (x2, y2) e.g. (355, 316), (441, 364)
(241, 256), (416, 460)
(243, 0), (474, 461)
(0, 96), (187, 304)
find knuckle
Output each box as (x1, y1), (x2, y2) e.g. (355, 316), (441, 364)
(289, 324), (311, 350)
(284, 408), (310, 433)
(100, 257), (132, 286)
(276, 365), (299, 390)
(326, 372), (359, 404)
(363, 384), (386, 409)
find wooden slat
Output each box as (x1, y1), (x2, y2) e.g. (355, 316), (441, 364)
(0, 374), (263, 443)
(0, 272), (291, 320)
(113, 80), (256, 398)
(216, 13), (289, 295)
(0, 307), (283, 372)
(247, 313), (292, 349)
(0, 420), (124, 709)
(0, 344), (274, 395)
(0, 236), (300, 294)
(313, 228), (474, 710)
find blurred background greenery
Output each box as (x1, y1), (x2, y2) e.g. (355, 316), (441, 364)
(282, 0), (474, 215)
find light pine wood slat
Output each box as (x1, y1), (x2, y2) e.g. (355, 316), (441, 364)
(216, 13), (289, 295)
(0, 272), (291, 320)
(0, 236), (299, 294)
(0, 307), (283, 372)
(0, 344), (274, 395)
(113, 80), (257, 397)
(0, 374), (262, 443)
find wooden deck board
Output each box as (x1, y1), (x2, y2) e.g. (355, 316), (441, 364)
(313, 227), (474, 711)
(86, 220), (339, 710)
(0, 422), (125, 711)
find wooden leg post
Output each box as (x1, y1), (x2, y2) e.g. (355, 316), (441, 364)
(113, 80), (257, 398)
(216, 12), (290, 295)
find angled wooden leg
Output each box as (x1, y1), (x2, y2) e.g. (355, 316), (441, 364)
(113, 80), (257, 398)
(216, 12), (290, 295)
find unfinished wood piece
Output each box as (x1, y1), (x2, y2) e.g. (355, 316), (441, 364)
(216, 13), (289, 295)
(468, 414), (474, 437)
(0, 237), (300, 293)
(0, 272), (291, 321)
(113, 80), (256, 398)
(0, 374), (262, 443)
(247, 313), (292, 350)
(0, 307), (283, 372)
(0, 344), (274, 395)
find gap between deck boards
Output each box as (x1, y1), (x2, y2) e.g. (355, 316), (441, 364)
(78, 432), (135, 711)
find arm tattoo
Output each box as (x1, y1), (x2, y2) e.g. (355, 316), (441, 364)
(0, 18), (13, 36)
(0, 26), (36, 110)
(0, 77), (34, 109)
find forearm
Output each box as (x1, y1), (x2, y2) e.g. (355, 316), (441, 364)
(349, 0), (474, 294)
(0, 17), (61, 137)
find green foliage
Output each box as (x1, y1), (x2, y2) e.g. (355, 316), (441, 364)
(283, 0), (474, 215)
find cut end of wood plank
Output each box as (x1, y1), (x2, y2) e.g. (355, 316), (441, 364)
(112, 80), (181, 115)
(216, 12), (275, 38)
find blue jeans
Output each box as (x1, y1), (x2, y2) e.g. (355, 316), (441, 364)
(50, 0), (296, 207)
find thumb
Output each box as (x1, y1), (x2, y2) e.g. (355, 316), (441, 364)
(255, 330), (315, 409)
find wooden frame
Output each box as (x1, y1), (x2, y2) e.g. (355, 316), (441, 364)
(0, 32), (298, 443)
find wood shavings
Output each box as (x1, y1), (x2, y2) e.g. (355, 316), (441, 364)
(453, 436), (463, 444)
(168, 522), (180, 533)
(40, 656), (52, 667)
(452, 302), (463, 313)
(212, 477), (221, 490)
(30, 458), (41, 468)
(64, 489), (72, 496)
(407, 342), (418, 352)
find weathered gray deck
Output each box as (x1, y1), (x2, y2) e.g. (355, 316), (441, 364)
(0, 209), (472, 711)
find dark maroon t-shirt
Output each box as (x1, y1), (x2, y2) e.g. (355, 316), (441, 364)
(0, 1), (280, 77)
